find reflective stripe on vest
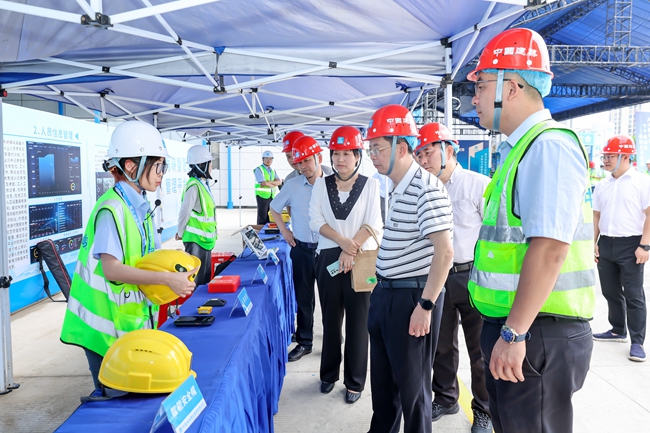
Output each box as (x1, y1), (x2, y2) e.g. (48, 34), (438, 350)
(181, 177), (217, 249)
(60, 190), (154, 357)
(468, 120), (596, 320)
(254, 164), (277, 199)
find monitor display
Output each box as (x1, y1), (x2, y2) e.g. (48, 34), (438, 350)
(27, 141), (81, 198)
(29, 200), (83, 240)
(96, 172), (115, 200)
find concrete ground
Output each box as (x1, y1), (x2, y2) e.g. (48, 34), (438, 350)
(1, 207), (649, 432)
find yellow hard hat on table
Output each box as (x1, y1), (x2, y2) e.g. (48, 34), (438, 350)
(98, 329), (195, 394)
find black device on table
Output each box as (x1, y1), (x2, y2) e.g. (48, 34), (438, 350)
(203, 298), (227, 307)
(173, 315), (215, 327)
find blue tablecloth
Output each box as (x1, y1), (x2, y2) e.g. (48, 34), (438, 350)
(55, 239), (295, 433)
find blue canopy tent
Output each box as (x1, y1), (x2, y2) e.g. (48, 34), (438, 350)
(0, 0), (577, 395)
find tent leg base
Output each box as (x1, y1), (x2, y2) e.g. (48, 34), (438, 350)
(0, 382), (20, 394)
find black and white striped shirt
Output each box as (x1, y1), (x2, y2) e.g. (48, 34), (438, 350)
(376, 161), (453, 279)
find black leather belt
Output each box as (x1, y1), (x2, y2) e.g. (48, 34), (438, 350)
(295, 239), (318, 249)
(449, 261), (473, 274)
(377, 275), (426, 289)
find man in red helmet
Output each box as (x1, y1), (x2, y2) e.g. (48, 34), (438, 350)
(593, 134), (650, 363)
(270, 135), (332, 362)
(366, 105), (454, 433)
(415, 123), (492, 433)
(282, 130), (304, 183)
(467, 28), (595, 432)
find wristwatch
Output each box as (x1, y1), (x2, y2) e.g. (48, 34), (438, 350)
(418, 297), (435, 311)
(500, 325), (527, 344)
(639, 244), (650, 251)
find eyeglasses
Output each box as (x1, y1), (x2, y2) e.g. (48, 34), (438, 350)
(366, 144), (392, 158)
(472, 79), (524, 96)
(600, 155), (618, 161)
(155, 162), (168, 175)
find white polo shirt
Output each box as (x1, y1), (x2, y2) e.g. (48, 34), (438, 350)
(376, 161), (453, 279)
(593, 167), (650, 237)
(444, 164), (490, 264)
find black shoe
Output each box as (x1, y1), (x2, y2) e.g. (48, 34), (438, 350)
(471, 408), (492, 433)
(288, 345), (312, 362)
(320, 381), (334, 394)
(431, 401), (459, 422)
(345, 390), (361, 404)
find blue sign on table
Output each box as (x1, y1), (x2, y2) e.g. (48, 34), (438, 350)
(254, 264), (269, 284)
(150, 375), (206, 433)
(268, 249), (280, 266)
(229, 287), (253, 317)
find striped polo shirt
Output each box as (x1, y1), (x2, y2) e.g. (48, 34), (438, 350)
(376, 161), (453, 279)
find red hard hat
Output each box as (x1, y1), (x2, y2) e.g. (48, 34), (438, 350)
(282, 131), (305, 153)
(366, 104), (418, 141)
(589, 161), (596, 169)
(467, 28), (553, 81)
(415, 122), (458, 153)
(292, 135), (323, 163)
(329, 126), (364, 151)
(602, 134), (636, 155)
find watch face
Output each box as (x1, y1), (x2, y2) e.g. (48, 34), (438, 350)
(419, 298), (434, 310)
(501, 327), (515, 343)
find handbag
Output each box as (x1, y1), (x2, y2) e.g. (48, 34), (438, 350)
(350, 224), (381, 293)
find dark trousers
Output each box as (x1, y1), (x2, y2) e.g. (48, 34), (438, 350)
(83, 348), (103, 392)
(290, 242), (318, 348)
(368, 283), (445, 433)
(183, 242), (212, 286)
(481, 318), (592, 433)
(255, 195), (272, 225)
(432, 268), (489, 413)
(315, 247), (370, 392)
(597, 235), (647, 344)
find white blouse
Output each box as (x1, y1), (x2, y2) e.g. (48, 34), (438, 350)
(309, 175), (383, 253)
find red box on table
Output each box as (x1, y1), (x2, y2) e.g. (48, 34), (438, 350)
(208, 275), (241, 293)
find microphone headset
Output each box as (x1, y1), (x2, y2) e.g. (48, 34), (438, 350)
(146, 199), (162, 221)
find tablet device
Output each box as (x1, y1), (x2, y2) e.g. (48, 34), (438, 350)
(240, 225), (268, 259)
(173, 315), (215, 327)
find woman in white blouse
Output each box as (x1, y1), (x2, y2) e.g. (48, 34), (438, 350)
(309, 126), (383, 404)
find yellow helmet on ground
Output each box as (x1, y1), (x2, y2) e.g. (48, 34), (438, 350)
(135, 249), (201, 305)
(98, 329), (195, 394)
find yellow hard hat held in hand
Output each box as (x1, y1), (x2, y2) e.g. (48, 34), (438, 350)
(98, 329), (196, 394)
(135, 249), (201, 305)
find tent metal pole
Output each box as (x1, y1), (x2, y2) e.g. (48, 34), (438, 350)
(74, 0), (95, 16)
(0, 98), (18, 395)
(227, 145), (233, 209)
(448, 5), (523, 44)
(3, 71), (98, 90)
(238, 146), (242, 226)
(110, 0), (222, 25)
(444, 45), (453, 128)
(47, 85), (97, 118)
(451, 1), (496, 79)
(90, 0), (102, 13)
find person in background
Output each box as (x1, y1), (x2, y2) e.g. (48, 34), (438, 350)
(593, 134), (650, 363)
(589, 161), (603, 191)
(176, 145), (217, 286)
(372, 171), (392, 224)
(645, 158), (650, 175)
(415, 122), (492, 433)
(283, 131), (305, 184)
(60, 121), (196, 391)
(366, 104), (454, 433)
(309, 126), (382, 404)
(467, 28), (594, 433)
(271, 136), (333, 362)
(254, 150), (282, 225)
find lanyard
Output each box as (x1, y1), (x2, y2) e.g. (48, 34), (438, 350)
(114, 183), (155, 256)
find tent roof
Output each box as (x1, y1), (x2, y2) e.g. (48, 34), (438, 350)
(1, 0), (648, 142)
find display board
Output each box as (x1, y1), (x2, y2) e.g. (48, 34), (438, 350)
(636, 112), (650, 173)
(1, 104), (194, 312)
(457, 140), (491, 177)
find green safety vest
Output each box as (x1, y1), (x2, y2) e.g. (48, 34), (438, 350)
(181, 177), (217, 250)
(60, 188), (156, 357)
(468, 120), (596, 320)
(254, 164), (278, 199)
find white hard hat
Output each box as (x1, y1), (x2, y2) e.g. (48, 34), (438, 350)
(106, 121), (169, 161)
(646, 159), (650, 164)
(187, 145), (212, 165)
(262, 150), (274, 159)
